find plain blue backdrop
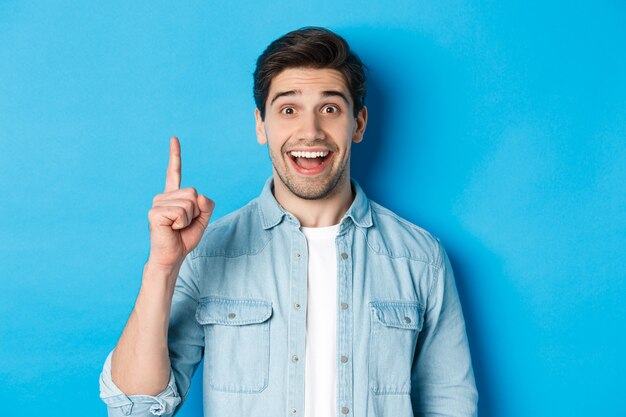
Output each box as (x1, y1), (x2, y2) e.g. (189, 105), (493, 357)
(1, 1), (624, 416)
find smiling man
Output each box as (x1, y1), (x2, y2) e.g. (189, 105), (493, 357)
(99, 27), (478, 417)
(256, 66), (366, 224)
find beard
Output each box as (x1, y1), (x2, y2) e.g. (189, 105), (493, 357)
(268, 144), (350, 201)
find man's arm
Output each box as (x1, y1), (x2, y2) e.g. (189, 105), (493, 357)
(410, 243), (478, 416)
(111, 261), (181, 395)
(100, 137), (214, 414)
(100, 254), (205, 416)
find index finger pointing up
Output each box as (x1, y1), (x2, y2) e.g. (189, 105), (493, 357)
(165, 136), (182, 192)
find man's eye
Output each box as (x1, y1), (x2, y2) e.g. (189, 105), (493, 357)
(322, 105), (339, 114)
(280, 107), (296, 115)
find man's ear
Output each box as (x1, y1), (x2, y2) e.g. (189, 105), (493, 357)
(255, 108), (267, 145)
(352, 105), (368, 144)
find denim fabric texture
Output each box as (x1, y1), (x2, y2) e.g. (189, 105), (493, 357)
(99, 177), (478, 416)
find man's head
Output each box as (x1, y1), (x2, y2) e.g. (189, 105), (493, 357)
(253, 27), (366, 120)
(253, 27), (368, 206)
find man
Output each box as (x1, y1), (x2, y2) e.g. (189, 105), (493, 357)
(100, 27), (478, 416)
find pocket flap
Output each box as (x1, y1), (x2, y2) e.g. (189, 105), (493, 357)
(196, 297), (273, 325)
(370, 301), (423, 330)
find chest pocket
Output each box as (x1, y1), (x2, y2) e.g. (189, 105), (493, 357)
(196, 297), (273, 393)
(369, 300), (424, 394)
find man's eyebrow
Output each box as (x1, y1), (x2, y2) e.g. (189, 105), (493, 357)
(270, 90), (301, 106)
(321, 90), (350, 105)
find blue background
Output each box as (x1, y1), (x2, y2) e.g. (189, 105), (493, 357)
(1, 1), (624, 416)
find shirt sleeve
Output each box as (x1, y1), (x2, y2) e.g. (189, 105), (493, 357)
(410, 242), (479, 417)
(99, 350), (181, 416)
(99, 255), (205, 416)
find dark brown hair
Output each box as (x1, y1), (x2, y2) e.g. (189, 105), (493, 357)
(253, 27), (367, 120)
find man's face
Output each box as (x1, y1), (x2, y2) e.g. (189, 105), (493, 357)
(255, 67), (367, 200)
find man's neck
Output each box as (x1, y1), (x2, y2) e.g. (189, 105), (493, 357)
(272, 175), (354, 228)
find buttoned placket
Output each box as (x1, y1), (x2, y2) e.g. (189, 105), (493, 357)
(287, 216), (308, 417)
(336, 221), (354, 416)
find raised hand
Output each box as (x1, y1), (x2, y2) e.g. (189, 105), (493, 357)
(147, 136), (215, 268)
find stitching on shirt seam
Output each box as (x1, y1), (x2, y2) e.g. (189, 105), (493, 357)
(191, 229), (273, 259)
(426, 272), (437, 309)
(356, 213), (441, 270)
(189, 256), (201, 303)
(426, 245), (443, 302)
(370, 299), (425, 312)
(196, 299), (272, 324)
(200, 297), (272, 305)
(370, 202), (434, 237)
(355, 227), (441, 268)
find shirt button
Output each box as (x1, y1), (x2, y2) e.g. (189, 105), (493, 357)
(341, 302), (348, 310)
(291, 355), (299, 362)
(294, 303), (301, 310)
(341, 252), (348, 260)
(404, 316), (412, 324)
(294, 252), (301, 259)
(341, 355), (348, 363)
(341, 406), (349, 414)
(290, 407), (297, 414)
(228, 313), (236, 319)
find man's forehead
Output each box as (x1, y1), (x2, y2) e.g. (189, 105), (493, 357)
(268, 68), (350, 98)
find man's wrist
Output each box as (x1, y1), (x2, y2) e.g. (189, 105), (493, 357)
(142, 259), (183, 292)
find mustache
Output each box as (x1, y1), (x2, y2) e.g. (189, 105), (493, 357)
(282, 139), (338, 153)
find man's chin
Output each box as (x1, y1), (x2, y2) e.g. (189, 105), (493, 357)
(285, 182), (333, 200)
(281, 173), (346, 201)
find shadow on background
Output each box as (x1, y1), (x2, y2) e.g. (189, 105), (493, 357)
(349, 26), (503, 416)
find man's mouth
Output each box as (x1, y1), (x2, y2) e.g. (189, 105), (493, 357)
(287, 150), (333, 174)
(289, 150), (330, 169)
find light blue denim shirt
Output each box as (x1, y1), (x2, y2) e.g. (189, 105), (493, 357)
(100, 178), (478, 416)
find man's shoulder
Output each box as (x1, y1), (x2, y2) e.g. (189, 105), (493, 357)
(190, 197), (270, 258)
(366, 200), (444, 268)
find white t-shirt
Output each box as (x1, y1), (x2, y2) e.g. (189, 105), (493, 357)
(301, 224), (340, 417)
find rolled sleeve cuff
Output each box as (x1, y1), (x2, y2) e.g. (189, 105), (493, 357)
(99, 351), (182, 416)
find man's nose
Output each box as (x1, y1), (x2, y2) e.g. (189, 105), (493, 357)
(298, 111), (325, 141)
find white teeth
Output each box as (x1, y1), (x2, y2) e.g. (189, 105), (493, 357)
(290, 151), (329, 158)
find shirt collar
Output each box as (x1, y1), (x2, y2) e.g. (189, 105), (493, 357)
(257, 176), (373, 230)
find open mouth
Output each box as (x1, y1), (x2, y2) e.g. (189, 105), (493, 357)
(288, 150), (333, 174)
